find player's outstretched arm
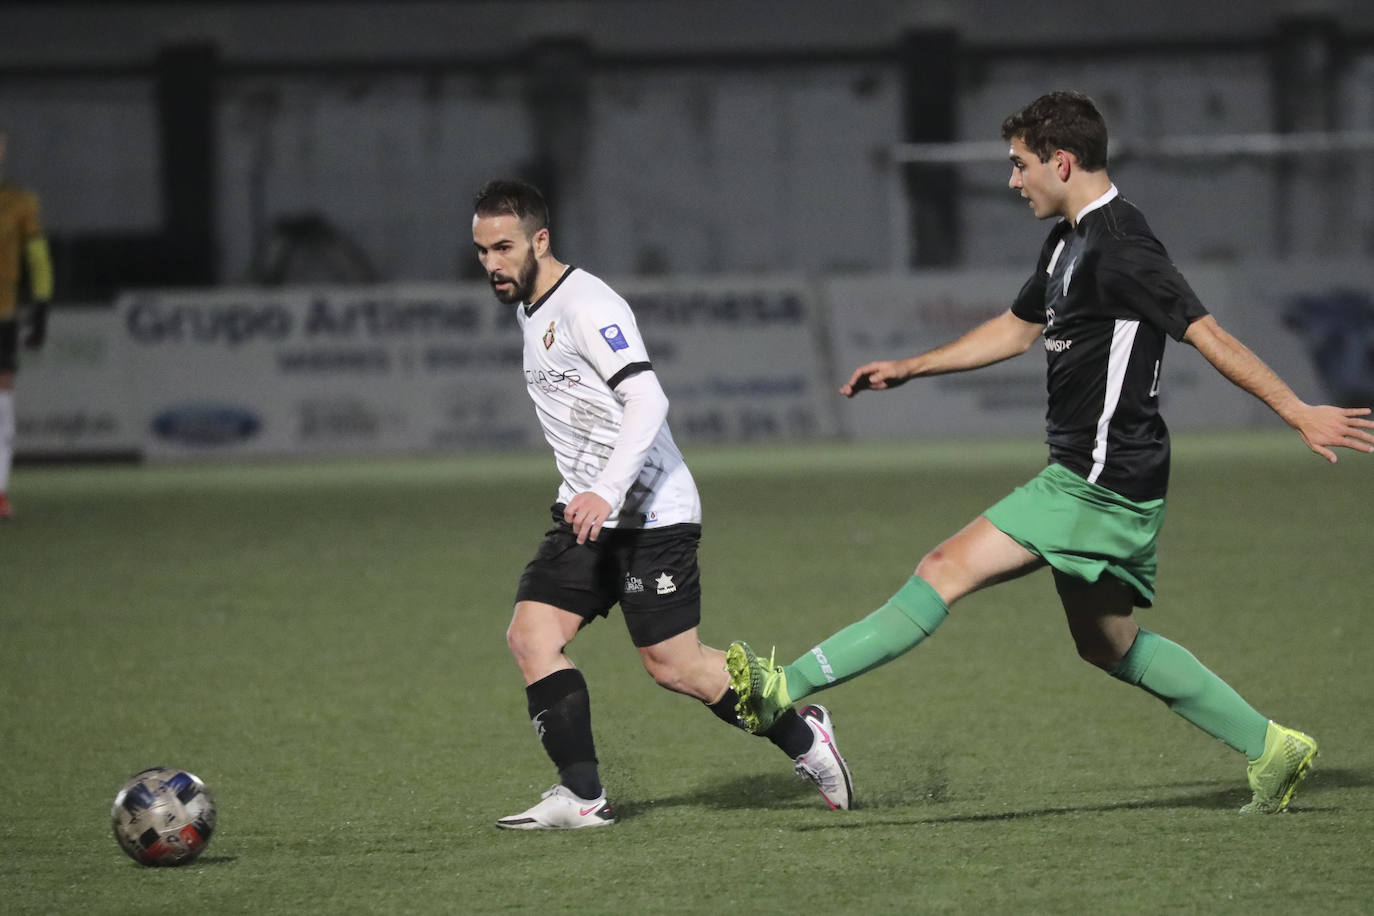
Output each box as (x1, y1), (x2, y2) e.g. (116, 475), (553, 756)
(1183, 314), (1374, 463)
(841, 309), (1041, 397)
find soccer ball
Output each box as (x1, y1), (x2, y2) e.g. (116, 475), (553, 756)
(111, 767), (217, 867)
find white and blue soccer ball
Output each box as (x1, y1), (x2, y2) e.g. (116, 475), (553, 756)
(111, 767), (217, 867)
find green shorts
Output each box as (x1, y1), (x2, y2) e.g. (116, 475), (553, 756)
(982, 463), (1166, 607)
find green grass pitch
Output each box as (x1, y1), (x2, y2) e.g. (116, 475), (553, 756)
(2, 431), (1372, 914)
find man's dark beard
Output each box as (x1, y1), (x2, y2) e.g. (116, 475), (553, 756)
(491, 249), (538, 304)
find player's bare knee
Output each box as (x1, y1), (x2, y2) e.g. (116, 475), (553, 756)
(506, 620), (555, 668)
(915, 549), (964, 596)
(504, 624), (532, 666)
(504, 619), (524, 654)
(652, 669), (689, 693)
(639, 654), (680, 691)
(1073, 636), (1123, 671)
(913, 549), (942, 581)
(642, 644), (710, 694)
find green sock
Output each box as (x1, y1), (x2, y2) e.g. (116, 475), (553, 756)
(1110, 629), (1269, 759)
(783, 576), (949, 702)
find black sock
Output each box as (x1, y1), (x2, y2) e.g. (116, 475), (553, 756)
(709, 688), (814, 759)
(525, 668), (602, 799)
(764, 708), (814, 759)
(706, 688), (750, 731)
(556, 762), (602, 801)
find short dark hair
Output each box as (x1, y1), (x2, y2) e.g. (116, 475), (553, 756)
(1001, 91), (1109, 171)
(473, 179), (549, 234)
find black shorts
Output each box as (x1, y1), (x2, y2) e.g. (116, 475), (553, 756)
(0, 321), (16, 373)
(515, 504), (703, 648)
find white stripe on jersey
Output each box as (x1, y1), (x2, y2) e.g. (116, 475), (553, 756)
(1087, 318), (1139, 485)
(1046, 237), (1067, 276)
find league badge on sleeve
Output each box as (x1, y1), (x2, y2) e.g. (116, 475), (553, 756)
(599, 324), (630, 352)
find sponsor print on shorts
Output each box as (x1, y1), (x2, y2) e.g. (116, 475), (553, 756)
(655, 572), (676, 596)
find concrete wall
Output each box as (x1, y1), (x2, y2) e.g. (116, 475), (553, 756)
(1, 2), (1371, 288)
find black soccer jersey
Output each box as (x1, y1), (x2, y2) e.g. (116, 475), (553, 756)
(1010, 188), (1208, 501)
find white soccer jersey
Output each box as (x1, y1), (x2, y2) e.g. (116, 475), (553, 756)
(516, 267), (701, 528)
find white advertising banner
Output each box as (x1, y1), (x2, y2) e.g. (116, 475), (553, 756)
(14, 306), (140, 457)
(23, 264), (1349, 462)
(615, 276), (840, 444)
(117, 284), (537, 460)
(822, 270), (1056, 442)
(821, 266), (1255, 442)
(114, 276), (838, 461)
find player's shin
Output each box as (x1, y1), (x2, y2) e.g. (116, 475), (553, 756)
(1109, 628), (1269, 759)
(525, 668), (602, 799)
(707, 687), (812, 756)
(785, 576), (949, 699)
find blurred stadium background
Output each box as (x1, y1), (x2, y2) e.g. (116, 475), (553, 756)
(1, 0), (1372, 464)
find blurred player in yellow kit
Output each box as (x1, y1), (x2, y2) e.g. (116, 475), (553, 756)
(0, 129), (54, 519)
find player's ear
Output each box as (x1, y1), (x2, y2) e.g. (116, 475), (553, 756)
(1055, 149), (1073, 181)
(532, 227), (551, 257)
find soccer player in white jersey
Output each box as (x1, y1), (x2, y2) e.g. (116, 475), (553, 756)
(726, 92), (1374, 814)
(472, 179), (853, 828)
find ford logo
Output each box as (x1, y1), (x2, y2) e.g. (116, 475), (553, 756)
(152, 404), (262, 446)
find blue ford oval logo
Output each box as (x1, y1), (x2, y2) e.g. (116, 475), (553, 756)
(152, 404), (262, 446)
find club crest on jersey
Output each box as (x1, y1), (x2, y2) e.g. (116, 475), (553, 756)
(599, 324), (630, 352)
(542, 321), (556, 350)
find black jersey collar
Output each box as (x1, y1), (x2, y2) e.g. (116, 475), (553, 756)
(523, 266), (577, 317)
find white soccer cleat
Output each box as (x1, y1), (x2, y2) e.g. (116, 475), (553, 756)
(495, 784), (616, 830)
(793, 705), (854, 810)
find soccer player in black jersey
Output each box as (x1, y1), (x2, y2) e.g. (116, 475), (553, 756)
(727, 91), (1374, 813)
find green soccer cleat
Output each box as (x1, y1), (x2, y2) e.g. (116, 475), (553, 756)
(725, 641), (791, 734)
(1240, 721), (1318, 814)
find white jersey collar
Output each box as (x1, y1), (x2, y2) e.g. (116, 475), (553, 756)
(1074, 184), (1118, 225)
